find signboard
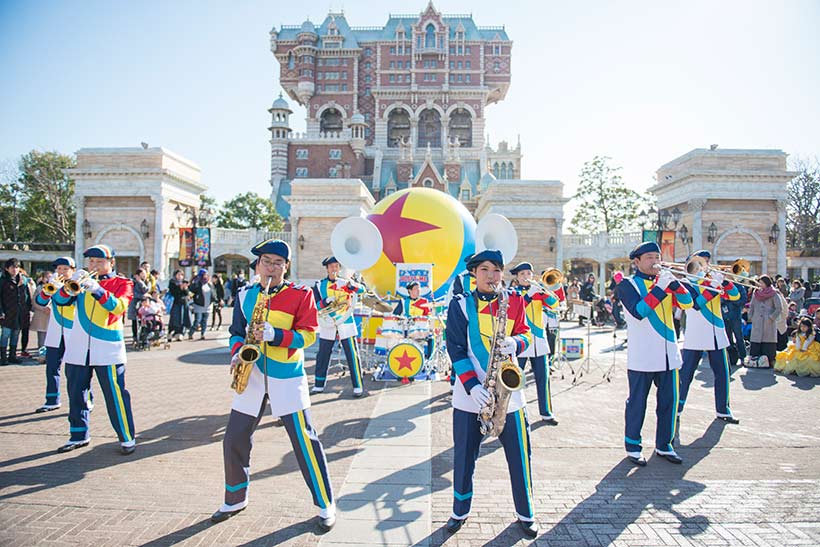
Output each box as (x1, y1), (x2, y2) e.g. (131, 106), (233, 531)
(394, 263), (433, 297)
(179, 227), (211, 267)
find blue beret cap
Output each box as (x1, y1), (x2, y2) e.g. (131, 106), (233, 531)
(692, 249), (711, 260)
(405, 281), (419, 290)
(322, 256), (339, 267)
(509, 262), (532, 275)
(52, 256), (76, 268)
(251, 239), (290, 260)
(197, 268), (208, 276)
(83, 245), (115, 259)
(466, 249), (504, 270)
(629, 241), (661, 260)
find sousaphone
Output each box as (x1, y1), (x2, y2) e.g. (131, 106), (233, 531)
(475, 213), (518, 264)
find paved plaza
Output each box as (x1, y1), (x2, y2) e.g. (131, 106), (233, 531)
(1, 322), (819, 547)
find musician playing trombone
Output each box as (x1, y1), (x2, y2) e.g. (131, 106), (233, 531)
(212, 239), (336, 531)
(615, 241), (693, 466)
(677, 250), (741, 434)
(311, 256), (365, 397)
(444, 250), (537, 538)
(510, 262), (559, 425)
(54, 245), (136, 455)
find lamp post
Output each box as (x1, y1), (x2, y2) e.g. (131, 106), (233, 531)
(707, 222), (718, 243)
(769, 223), (780, 244)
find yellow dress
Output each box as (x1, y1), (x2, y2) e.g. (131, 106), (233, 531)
(776, 334), (820, 377)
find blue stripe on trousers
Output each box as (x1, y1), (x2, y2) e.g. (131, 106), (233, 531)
(65, 362), (134, 443)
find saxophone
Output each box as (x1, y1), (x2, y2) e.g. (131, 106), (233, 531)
(231, 280), (272, 394)
(477, 283), (525, 437)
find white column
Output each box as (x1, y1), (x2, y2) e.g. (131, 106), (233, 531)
(802, 265), (809, 280)
(152, 195), (165, 280)
(291, 215), (301, 280)
(74, 195), (85, 264)
(777, 199), (787, 274)
(555, 218), (564, 270)
(688, 198), (706, 250)
(598, 260), (607, 296)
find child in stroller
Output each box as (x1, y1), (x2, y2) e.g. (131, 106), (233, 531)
(136, 296), (167, 350)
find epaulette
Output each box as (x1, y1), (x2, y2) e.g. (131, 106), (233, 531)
(289, 282), (311, 292)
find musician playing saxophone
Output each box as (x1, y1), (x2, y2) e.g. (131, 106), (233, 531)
(444, 250), (537, 538)
(212, 239), (336, 531)
(311, 256), (365, 396)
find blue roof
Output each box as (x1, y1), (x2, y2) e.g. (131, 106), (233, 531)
(276, 13), (509, 46)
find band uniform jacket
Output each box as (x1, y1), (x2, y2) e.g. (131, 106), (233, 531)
(446, 289), (533, 414)
(615, 271), (693, 372)
(56, 274), (133, 366)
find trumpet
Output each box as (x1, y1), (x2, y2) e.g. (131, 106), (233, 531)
(523, 279), (561, 301)
(708, 259), (757, 288)
(43, 275), (65, 295)
(64, 271), (98, 296)
(540, 268), (564, 287)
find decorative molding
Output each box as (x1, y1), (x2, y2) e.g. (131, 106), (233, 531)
(94, 223), (146, 260)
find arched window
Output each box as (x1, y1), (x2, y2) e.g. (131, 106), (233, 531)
(493, 163), (499, 178)
(387, 108), (411, 148)
(448, 108), (472, 147)
(500, 163), (507, 179)
(417, 108), (441, 148)
(320, 108), (343, 133)
(507, 162), (515, 178)
(425, 24), (436, 48)
(288, 53), (295, 69)
(423, 178), (434, 188)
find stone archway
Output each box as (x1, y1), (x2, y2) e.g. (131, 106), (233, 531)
(714, 227), (767, 275)
(94, 223), (145, 276)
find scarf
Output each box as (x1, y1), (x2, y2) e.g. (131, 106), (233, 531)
(754, 285), (776, 301)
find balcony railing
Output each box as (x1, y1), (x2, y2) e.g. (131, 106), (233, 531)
(562, 232), (643, 248)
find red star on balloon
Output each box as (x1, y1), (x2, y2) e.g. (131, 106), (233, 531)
(395, 349), (417, 371)
(368, 193), (440, 264)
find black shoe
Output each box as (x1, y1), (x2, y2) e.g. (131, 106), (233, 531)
(7, 356), (21, 364)
(518, 519), (538, 538)
(57, 440), (89, 453)
(446, 517), (466, 534)
(540, 415), (558, 425)
(627, 454), (647, 467)
(655, 450), (683, 464)
(210, 507), (245, 524)
(317, 513), (336, 532)
(36, 404), (61, 413)
(717, 415), (740, 424)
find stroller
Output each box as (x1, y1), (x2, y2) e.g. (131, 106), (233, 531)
(135, 300), (169, 350)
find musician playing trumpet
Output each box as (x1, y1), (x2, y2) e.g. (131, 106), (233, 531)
(445, 250), (537, 538)
(55, 245), (135, 454)
(678, 250), (741, 433)
(615, 242), (693, 467)
(510, 262), (559, 425)
(311, 256), (365, 397)
(213, 239), (336, 531)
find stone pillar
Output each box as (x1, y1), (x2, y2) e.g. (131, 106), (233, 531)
(802, 265), (809, 280)
(598, 260), (607, 296)
(555, 218), (564, 271)
(74, 195), (86, 263)
(777, 199), (787, 275)
(291, 214), (301, 278)
(688, 198), (706, 250)
(151, 195), (164, 278)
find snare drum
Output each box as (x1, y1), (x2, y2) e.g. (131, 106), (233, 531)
(374, 335), (388, 356)
(380, 315), (404, 338)
(408, 316), (431, 339)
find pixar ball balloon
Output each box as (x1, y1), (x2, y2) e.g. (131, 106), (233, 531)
(362, 187), (475, 300)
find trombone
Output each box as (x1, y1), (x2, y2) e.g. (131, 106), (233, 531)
(64, 271), (98, 296)
(709, 259), (757, 289)
(523, 278), (562, 301)
(654, 263), (723, 294)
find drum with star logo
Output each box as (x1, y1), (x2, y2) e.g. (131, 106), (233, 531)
(386, 340), (425, 379)
(362, 187), (476, 300)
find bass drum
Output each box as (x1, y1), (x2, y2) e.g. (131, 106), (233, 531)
(387, 340), (425, 379)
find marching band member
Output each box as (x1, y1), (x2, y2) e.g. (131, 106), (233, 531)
(446, 255), (474, 385)
(678, 251), (741, 429)
(445, 250), (537, 538)
(615, 242), (693, 466)
(722, 264), (749, 367)
(34, 257), (91, 413)
(56, 245), (136, 454)
(212, 239), (335, 531)
(510, 262), (559, 425)
(312, 256), (365, 397)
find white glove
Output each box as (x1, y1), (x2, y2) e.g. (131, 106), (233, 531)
(230, 352), (242, 372)
(261, 322), (277, 342)
(71, 269), (88, 281)
(499, 336), (518, 356)
(469, 385), (491, 407)
(250, 274), (261, 286)
(526, 285), (540, 298)
(81, 277), (101, 293)
(325, 295), (336, 304)
(656, 270), (676, 290)
(711, 271), (725, 286)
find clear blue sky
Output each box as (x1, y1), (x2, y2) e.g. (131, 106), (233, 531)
(2, 0), (818, 212)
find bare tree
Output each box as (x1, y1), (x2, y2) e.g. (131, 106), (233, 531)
(786, 156), (820, 251)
